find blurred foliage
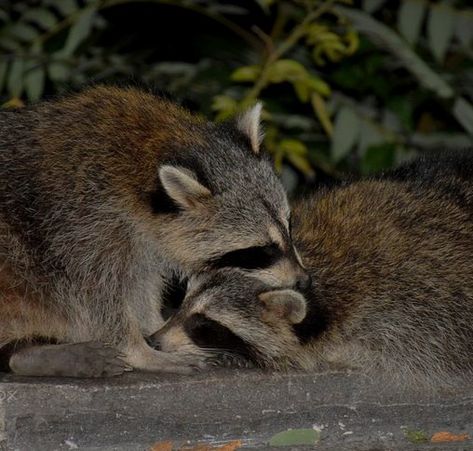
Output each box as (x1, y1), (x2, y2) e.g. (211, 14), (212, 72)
(0, 0), (472, 188)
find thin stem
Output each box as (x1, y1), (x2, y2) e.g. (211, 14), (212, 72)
(241, 0), (338, 105)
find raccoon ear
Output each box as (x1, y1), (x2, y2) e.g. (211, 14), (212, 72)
(258, 289), (307, 324)
(236, 102), (264, 154)
(159, 165), (211, 210)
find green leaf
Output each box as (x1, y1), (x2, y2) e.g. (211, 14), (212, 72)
(404, 429), (429, 444)
(208, 4), (247, 15)
(254, 0), (275, 13)
(24, 64), (45, 101)
(335, 6), (454, 98)
(0, 9), (9, 22)
(212, 95), (237, 121)
(277, 140), (315, 177)
(358, 120), (385, 155)
(311, 92), (333, 136)
(269, 429), (320, 447)
(8, 23), (39, 42)
(267, 59), (307, 84)
(231, 65), (260, 82)
(293, 80), (309, 102)
(398, 0), (426, 46)
(48, 60), (70, 82)
(279, 139), (308, 157)
(455, 9), (473, 50)
(62, 6), (96, 56)
(46, 0), (77, 16)
(362, 0), (387, 13)
(23, 8), (57, 29)
(331, 106), (361, 162)
(0, 36), (23, 52)
(453, 97), (473, 137)
(427, 2), (455, 64)
(287, 153), (315, 178)
(7, 57), (24, 97)
(307, 76), (331, 96)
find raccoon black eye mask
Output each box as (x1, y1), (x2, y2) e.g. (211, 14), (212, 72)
(157, 150), (473, 385)
(183, 313), (256, 366)
(210, 243), (283, 270)
(0, 85), (307, 378)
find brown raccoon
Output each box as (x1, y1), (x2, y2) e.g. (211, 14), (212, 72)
(154, 154), (473, 385)
(0, 86), (309, 377)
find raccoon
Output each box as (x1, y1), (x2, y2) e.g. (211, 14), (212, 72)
(154, 154), (473, 385)
(0, 86), (309, 377)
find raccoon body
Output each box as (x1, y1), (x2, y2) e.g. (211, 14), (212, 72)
(156, 154), (473, 384)
(0, 86), (307, 376)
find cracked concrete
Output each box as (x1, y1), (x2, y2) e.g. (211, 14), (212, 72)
(0, 369), (472, 450)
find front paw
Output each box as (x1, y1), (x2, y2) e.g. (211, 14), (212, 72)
(69, 342), (133, 377)
(123, 345), (208, 375)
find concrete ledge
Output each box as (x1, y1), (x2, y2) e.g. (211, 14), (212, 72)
(1, 369), (472, 450)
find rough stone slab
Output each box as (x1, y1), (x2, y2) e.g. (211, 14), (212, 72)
(0, 369), (472, 450)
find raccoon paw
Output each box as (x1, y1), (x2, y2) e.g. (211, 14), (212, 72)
(75, 342), (133, 377)
(124, 346), (208, 375)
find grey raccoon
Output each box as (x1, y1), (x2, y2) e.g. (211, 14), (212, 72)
(0, 86), (309, 377)
(154, 155), (473, 384)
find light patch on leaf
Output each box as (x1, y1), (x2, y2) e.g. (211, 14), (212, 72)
(362, 0), (387, 14)
(427, 2), (455, 63)
(404, 429), (429, 444)
(269, 428), (321, 447)
(398, 0), (426, 46)
(62, 6), (97, 56)
(331, 106), (361, 162)
(231, 65), (260, 82)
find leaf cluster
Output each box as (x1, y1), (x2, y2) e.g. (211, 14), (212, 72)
(1, 0), (471, 187)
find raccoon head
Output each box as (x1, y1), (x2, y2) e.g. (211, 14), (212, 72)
(148, 105), (310, 290)
(152, 270), (308, 369)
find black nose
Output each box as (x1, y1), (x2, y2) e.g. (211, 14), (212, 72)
(295, 272), (312, 291)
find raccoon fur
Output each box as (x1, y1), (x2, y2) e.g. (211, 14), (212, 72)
(154, 154), (473, 385)
(0, 86), (309, 377)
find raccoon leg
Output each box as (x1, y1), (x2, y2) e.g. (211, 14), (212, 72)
(0, 264), (72, 362)
(9, 342), (131, 377)
(120, 324), (205, 375)
(0, 269), (129, 378)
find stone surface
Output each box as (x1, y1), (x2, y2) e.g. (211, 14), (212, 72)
(0, 369), (472, 450)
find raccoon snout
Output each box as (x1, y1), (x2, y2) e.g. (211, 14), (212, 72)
(295, 272), (312, 291)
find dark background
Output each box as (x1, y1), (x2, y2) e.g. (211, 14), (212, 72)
(0, 0), (472, 191)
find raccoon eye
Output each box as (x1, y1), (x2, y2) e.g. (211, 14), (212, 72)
(184, 313), (253, 358)
(211, 243), (283, 270)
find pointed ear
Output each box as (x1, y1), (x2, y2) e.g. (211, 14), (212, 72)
(258, 289), (307, 324)
(236, 102), (264, 154)
(158, 165), (211, 210)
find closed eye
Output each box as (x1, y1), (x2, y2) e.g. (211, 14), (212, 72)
(184, 313), (253, 360)
(210, 243), (283, 270)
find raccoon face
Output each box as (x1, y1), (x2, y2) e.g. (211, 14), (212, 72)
(153, 271), (307, 369)
(148, 105), (310, 290)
